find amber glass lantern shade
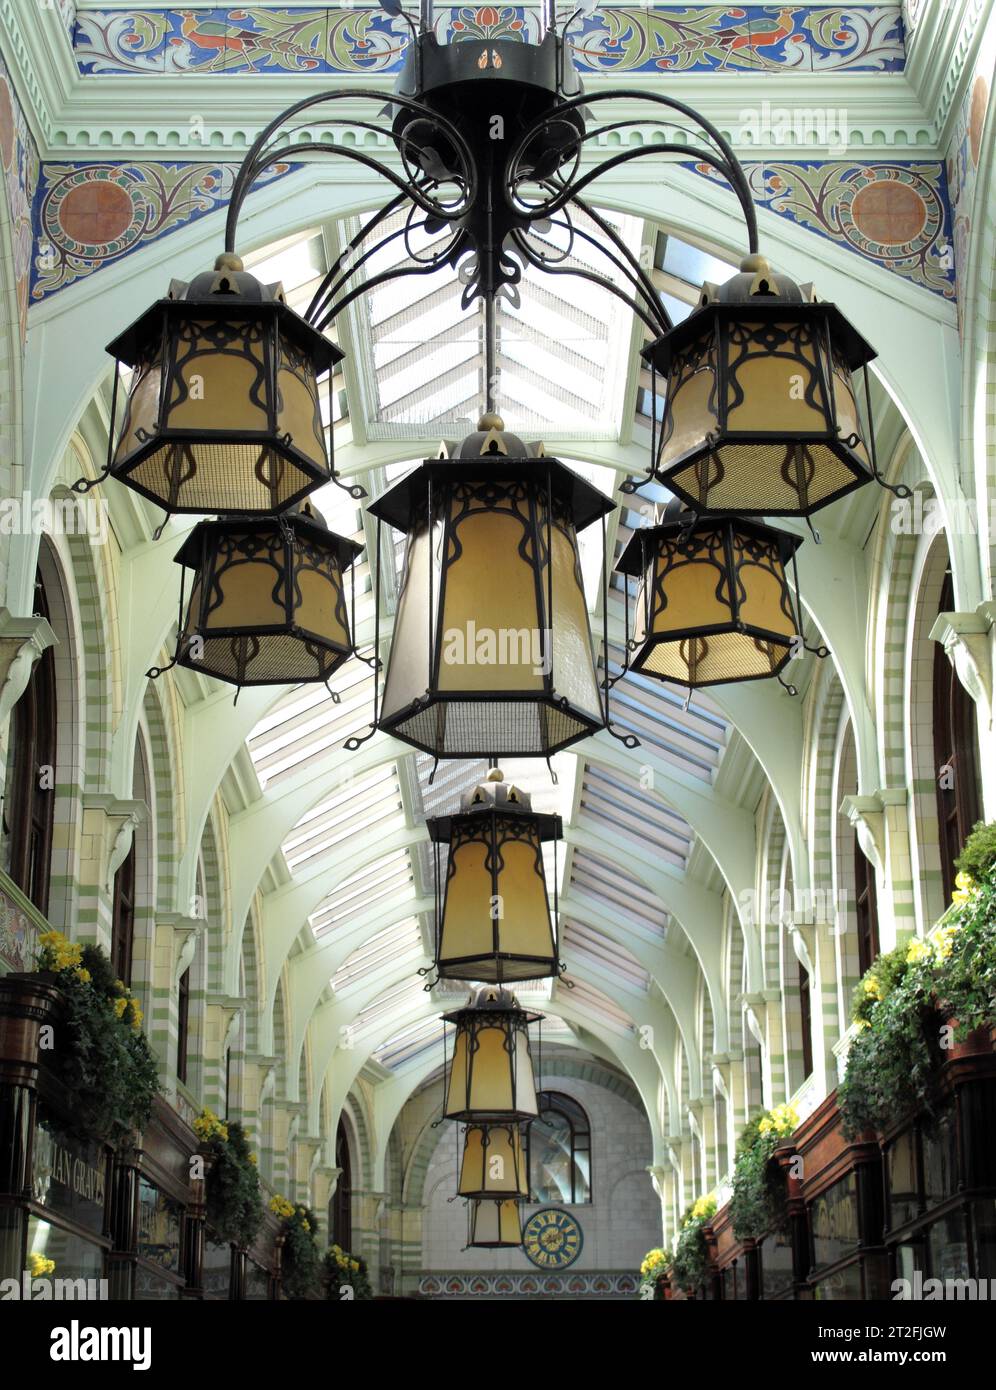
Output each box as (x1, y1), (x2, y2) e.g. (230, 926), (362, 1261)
(616, 502), (804, 689)
(169, 504), (362, 687)
(427, 768), (561, 984)
(641, 257), (878, 518)
(458, 1124), (528, 1199)
(468, 1198), (523, 1249)
(366, 416), (613, 758)
(443, 986), (540, 1122)
(105, 255), (344, 516)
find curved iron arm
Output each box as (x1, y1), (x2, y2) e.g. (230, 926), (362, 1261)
(518, 205), (670, 338)
(507, 89), (759, 255)
(223, 88), (479, 253)
(509, 226), (664, 337)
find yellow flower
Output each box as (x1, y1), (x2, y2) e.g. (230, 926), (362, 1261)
(856, 1018), (870, 1030)
(75, 968), (91, 984)
(954, 870), (974, 892)
(350, 1260), (359, 1272)
(906, 938), (931, 965)
(248, 1152), (258, 1165)
(269, 1195), (294, 1219)
(691, 1196), (715, 1222)
(113, 996), (128, 1019)
(863, 975), (884, 1000)
(934, 923), (961, 961)
(29, 1252), (55, 1278)
(302, 1219), (310, 1232)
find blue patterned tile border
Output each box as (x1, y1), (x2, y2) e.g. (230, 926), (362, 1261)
(74, 6), (904, 77)
(28, 153), (950, 308)
(30, 159), (298, 302)
(686, 157), (955, 299)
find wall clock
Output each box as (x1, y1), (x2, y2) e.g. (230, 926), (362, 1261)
(522, 1208), (583, 1270)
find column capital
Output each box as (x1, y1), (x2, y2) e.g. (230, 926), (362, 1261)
(81, 794), (149, 890)
(0, 610), (56, 726)
(840, 794), (886, 874)
(930, 605), (994, 718)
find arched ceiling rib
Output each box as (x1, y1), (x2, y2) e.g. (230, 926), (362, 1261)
(63, 189), (924, 1131)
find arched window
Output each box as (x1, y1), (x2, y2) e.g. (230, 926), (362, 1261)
(2, 570), (56, 914)
(526, 1091), (592, 1205)
(933, 573), (981, 898)
(854, 834), (879, 975)
(176, 966), (191, 1085)
(111, 840), (136, 986)
(331, 1118), (353, 1250)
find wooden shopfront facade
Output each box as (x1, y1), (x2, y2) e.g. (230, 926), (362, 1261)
(0, 971), (280, 1299)
(703, 1030), (996, 1300)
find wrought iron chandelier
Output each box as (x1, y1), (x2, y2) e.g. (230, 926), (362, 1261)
(71, 0), (911, 1252)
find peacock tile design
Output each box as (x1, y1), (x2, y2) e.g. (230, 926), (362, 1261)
(686, 158), (955, 299)
(73, 6), (904, 77)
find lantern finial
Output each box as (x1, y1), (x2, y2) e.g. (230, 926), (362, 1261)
(486, 767), (504, 783)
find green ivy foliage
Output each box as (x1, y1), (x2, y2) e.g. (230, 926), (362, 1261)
(669, 1197), (716, 1291)
(200, 1121), (264, 1249)
(839, 822), (996, 1138)
(729, 1118), (788, 1242)
(325, 1246), (374, 1301)
(279, 1204), (323, 1300)
(38, 935), (159, 1146)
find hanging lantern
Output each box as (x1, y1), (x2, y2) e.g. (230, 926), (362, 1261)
(101, 255), (349, 517)
(467, 1198), (523, 1249)
(366, 414), (613, 759)
(162, 503), (362, 687)
(458, 1123), (529, 1200)
(640, 255), (893, 518)
(616, 500), (809, 689)
(426, 767), (561, 984)
(443, 986), (540, 1123)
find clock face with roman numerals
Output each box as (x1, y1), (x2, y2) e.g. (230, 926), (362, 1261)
(522, 1208), (583, 1270)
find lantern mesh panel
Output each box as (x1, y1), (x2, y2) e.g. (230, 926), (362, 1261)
(190, 633), (349, 685)
(639, 631), (788, 686)
(388, 698), (591, 757)
(120, 444), (311, 514)
(438, 956), (552, 984)
(667, 444), (867, 515)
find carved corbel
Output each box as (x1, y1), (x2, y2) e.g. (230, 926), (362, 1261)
(82, 794), (148, 891)
(840, 794), (886, 875)
(930, 604), (994, 724)
(156, 911), (205, 983)
(0, 610), (57, 728)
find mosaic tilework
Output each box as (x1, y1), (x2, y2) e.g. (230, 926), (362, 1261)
(686, 158), (955, 299)
(74, 6), (904, 77)
(0, 55), (40, 340)
(30, 158), (296, 301)
(28, 154), (953, 305)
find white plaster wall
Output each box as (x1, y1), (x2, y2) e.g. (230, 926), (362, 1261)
(421, 1078), (656, 1272)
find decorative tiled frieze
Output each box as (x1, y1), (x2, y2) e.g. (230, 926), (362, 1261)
(418, 1269), (640, 1298)
(687, 157), (955, 298)
(73, 6), (905, 78)
(30, 157), (295, 301)
(28, 152), (953, 306)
